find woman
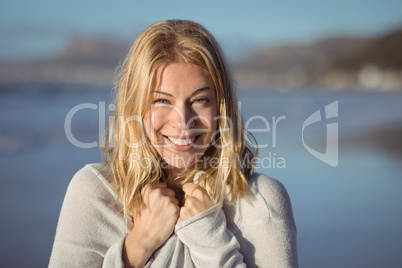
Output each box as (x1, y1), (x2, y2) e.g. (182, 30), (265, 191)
(50, 20), (298, 267)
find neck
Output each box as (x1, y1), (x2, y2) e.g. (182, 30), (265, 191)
(166, 166), (188, 182)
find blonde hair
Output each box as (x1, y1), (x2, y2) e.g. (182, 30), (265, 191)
(104, 20), (256, 217)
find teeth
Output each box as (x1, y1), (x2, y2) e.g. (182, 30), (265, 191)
(168, 137), (194, 146)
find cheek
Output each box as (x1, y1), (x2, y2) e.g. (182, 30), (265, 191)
(144, 109), (167, 132)
(199, 108), (218, 136)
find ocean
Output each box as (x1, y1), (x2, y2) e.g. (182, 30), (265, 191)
(1, 85), (401, 267)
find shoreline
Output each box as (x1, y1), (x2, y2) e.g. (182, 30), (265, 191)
(341, 124), (402, 157)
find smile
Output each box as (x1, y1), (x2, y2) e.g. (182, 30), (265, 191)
(163, 134), (201, 151)
(167, 136), (194, 146)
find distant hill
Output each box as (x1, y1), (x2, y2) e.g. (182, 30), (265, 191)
(332, 27), (402, 70)
(53, 38), (129, 66)
(233, 26), (402, 90)
(0, 38), (129, 87)
(235, 37), (372, 74)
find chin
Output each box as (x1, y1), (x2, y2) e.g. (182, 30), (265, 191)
(163, 153), (194, 170)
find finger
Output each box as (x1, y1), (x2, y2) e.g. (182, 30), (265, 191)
(183, 183), (206, 198)
(181, 195), (194, 206)
(182, 183), (199, 196)
(159, 187), (176, 197)
(143, 182), (166, 194)
(169, 196), (180, 206)
(141, 182), (168, 205)
(177, 204), (196, 223)
(141, 182), (166, 194)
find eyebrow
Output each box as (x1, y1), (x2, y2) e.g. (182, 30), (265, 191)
(151, 87), (213, 98)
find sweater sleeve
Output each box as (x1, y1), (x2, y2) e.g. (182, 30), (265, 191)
(175, 205), (246, 268)
(49, 164), (129, 268)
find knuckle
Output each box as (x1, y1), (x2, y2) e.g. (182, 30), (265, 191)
(185, 197), (195, 206)
(148, 191), (156, 199)
(149, 189), (162, 199)
(166, 202), (179, 214)
(183, 183), (194, 192)
(154, 188), (163, 195)
(193, 188), (203, 197)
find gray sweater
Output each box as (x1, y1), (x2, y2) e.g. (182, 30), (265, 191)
(49, 164), (298, 267)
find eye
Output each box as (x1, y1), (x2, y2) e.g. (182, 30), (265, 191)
(193, 97), (208, 104)
(154, 98), (171, 105)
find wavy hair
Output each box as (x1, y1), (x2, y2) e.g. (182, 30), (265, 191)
(103, 20), (256, 217)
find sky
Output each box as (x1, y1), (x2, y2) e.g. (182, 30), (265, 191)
(1, 0), (402, 62)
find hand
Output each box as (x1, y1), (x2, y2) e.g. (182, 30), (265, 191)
(123, 182), (180, 268)
(178, 182), (214, 223)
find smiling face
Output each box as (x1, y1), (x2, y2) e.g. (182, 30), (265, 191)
(143, 62), (218, 176)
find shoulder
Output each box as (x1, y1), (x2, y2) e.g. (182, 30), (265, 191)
(71, 162), (107, 183)
(224, 172), (293, 231)
(66, 163), (117, 201)
(57, 162), (125, 233)
(247, 172), (295, 222)
(248, 173), (290, 204)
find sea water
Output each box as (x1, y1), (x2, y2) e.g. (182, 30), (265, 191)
(0, 85), (401, 267)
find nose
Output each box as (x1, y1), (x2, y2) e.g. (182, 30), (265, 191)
(169, 104), (196, 130)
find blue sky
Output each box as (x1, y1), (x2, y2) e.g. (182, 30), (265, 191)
(1, 0), (402, 62)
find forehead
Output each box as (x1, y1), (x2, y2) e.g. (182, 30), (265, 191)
(154, 62), (215, 91)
